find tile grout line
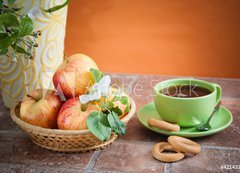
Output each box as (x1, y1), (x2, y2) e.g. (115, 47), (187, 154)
(202, 145), (240, 151)
(221, 97), (240, 101)
(108, 73), (240, 81)
(85, 150), (102, 172)
(163, 163), (172, 173)
(0, 163), (83, 172)
(0, 130), (25, 135)
(87, 170), (125, 173)
(116, 139), (240, 151)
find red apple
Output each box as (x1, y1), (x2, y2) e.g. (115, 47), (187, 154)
(53, 54), (98, 99)
(20, 89), (63, 129)
(57, 98), (99, 130)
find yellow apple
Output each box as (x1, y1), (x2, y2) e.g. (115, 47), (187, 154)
(20, 89), (63, 129)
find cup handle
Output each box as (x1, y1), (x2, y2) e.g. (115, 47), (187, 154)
(212, 83), (222, 105)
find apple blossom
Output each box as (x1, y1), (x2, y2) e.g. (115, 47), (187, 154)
(80, 75), (111, 104)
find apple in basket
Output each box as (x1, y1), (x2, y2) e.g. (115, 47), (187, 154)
(57, 67), (131, 141)
(20, 89), (63, 129)
(53, 54), (99, 99)
(57, 97), (99, 130)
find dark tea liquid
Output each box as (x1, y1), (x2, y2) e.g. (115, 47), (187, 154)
(160, 85), (212, 98)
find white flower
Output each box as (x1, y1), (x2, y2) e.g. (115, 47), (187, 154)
(79, 75), (111, 104)
(28, 7), (41, 20)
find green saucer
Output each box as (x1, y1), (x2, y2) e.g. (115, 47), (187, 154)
(137, 102), (233, 138)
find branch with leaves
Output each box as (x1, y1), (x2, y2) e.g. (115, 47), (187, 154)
(80, 68), (130, 141)
(0, 0), (69, 62)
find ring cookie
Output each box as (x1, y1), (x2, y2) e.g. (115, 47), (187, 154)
(168, 136), (201, 154)
(152, 142), (185, 162)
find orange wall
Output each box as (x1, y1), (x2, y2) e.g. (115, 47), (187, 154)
(65, 0), (240, 78)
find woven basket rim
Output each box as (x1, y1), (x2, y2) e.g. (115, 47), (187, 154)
(10, 97), (136, 135)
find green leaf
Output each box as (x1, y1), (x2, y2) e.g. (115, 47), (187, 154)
(11, 44), (27, 54)
(0, 31), (19, 50)
(90, 68), (104, 83)
(0, 33), (8, 39)
(124, 104), (130, 113)
(111, 106), (123, 116)
(19, 15), (33, 37)
(107, 111), (126, 135)
(0, 14), (21, 51)
(87, 111), (111, 141)
(107, 101), (114, 109)
(118, 96), (129, 105)
(100, 113), (110, 127)
(118, 96), (130, 112)
(0, 13), (19, 28)
(0, 25), (5, 33)
(8, 0), (16, 4)
(0, 49), (8, 55)
(110, 95), (130, 113)
(0, 0), (3, 7)
(0, 37), (13, 50)
(43, 0), (69, 13)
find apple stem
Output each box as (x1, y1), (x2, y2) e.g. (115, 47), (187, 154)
(27, 94), (38, 101)
(81, 104), (87, 112)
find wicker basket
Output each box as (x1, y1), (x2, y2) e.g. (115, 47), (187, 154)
(10, 98), (136, 152)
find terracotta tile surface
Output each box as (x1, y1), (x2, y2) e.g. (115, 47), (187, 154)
(0, 74), (240, 173)
(0, 163), (83, 173)
(0, 132), (94, 170)
(170, 147), (240, 173)
(108, 73), (138, 97)
(93, 141), (165, 172)
(0, 98), (18, 131)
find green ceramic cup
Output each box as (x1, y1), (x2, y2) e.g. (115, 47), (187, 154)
(153, 78), (222, 127)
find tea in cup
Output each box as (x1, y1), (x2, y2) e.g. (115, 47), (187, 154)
(153, 78), (221, 127)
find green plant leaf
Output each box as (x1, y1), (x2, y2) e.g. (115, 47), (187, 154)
(90, 68), (104, 83)
(8, 0), (16, 4)
(124, 105), (130, 113)
(107, 111), (126, 135)
(19, 15), (33, 37)
(0, 25), (5, 33)
(0, 49), (8, 55)
(87, 111), (111, 141)
(111, 106), (123, 116)
(118, 96), (128, 105)
(43, 0), (69, 13)
(100, 113), (110, 127)
(110, 96), (130, 113)
(118, 96), (130, 112)
(0, 37), (13, 50)
(107, 101), (114, 109)
(0, 13), (19, 27)
(0, 33), (8, 39)
(11, 44), (27, 54)
(0, 31), (19, 50)
(0, 0), (3, 7)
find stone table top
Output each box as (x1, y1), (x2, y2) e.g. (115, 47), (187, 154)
(0, 74), (240, 173)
